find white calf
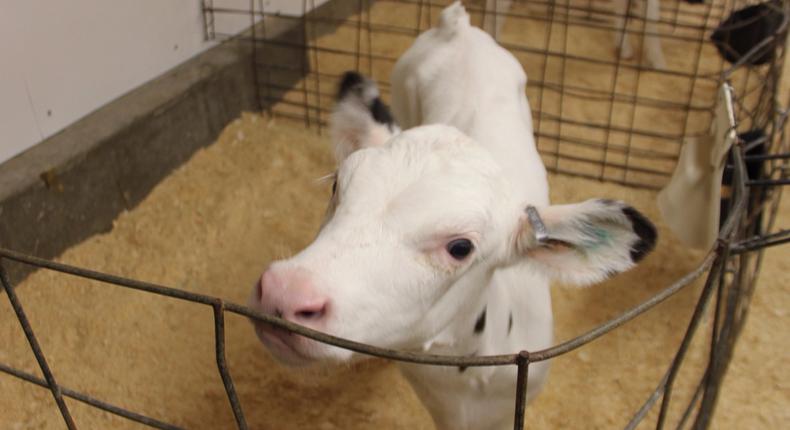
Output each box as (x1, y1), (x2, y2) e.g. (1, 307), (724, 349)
(249, 3), (656, 429)
(482, 0), (667, 69)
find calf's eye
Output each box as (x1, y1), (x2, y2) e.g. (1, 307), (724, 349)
(447, 239), (474, 260)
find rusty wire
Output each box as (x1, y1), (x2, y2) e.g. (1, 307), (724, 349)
(0, 146), (751, 429)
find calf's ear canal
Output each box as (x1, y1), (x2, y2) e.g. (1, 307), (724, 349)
(513, 199), (657, 286)
(329, 71), (401, 164)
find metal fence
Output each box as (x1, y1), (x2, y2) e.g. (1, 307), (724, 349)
(2, 0), (789, 429)
(204, 0), (789, 190)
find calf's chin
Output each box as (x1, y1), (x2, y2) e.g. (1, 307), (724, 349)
(252, 324), (354, 366)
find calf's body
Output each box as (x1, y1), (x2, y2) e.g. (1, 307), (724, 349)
(249, 3), (656, 430)
(390, 4), (552, 429)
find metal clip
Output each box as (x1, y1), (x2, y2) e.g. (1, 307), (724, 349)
(525, 206), (549, 245)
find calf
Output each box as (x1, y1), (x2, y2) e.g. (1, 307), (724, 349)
(249, 3), (656, 429)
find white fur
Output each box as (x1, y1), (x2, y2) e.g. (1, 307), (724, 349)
(250, 3), (654, 429)
(483, 0), (667, 69)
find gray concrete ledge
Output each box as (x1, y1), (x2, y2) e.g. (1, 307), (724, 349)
(0, 30), (267, 284)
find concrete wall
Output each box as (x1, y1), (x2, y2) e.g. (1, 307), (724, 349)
(0, 0), (346, 284)
(0, 0), (327, 164)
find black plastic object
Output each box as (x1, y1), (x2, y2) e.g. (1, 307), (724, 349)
(720, 130), (767, 236)
(711, 1), (784, 66)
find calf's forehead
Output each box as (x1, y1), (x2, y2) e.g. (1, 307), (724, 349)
(334, 126), (511, 234)
(339, 125), (501, 187)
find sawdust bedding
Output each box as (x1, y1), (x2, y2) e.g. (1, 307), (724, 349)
(2, 2), (788, 429)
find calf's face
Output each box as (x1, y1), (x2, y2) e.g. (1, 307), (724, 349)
(249, 124), (656, 365)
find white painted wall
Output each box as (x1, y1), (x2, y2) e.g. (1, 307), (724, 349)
(0, 0), (326, 164)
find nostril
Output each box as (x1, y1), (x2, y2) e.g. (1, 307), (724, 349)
(296, 309), (323, 319)
(255, 279), (263, 301)
(294, 302), (327, 320)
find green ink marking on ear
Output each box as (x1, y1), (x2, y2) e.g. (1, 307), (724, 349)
(583, 227), (611, 250)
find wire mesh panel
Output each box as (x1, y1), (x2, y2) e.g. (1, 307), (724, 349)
(203, 0), (787, 190)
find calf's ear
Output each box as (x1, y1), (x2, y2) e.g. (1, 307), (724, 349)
(513, 199), (657, 286)
(329, 71), (401, 164)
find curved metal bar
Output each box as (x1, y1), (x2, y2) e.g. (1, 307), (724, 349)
(0, 246), (721, 368)
(212, 302), (248, 429)
(528, 251), (716, 362)
(732, 229), (790, 253)
(0, 261), (77, 430)
(0, 362), (182, 430)
(0, 248), (517, 367)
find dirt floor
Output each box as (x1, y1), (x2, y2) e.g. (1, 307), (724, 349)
(2, 1), (789, 429)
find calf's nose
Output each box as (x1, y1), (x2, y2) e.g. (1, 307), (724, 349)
(256, 266), (329, 324)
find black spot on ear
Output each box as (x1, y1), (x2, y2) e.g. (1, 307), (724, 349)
(337, 71), (365, 100)
(507, 312), (513, 335)
(622, 206), (657, 262)
(474, 307), (486, 334)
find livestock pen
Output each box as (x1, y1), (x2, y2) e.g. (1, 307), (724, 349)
(1, 0), (788, 429)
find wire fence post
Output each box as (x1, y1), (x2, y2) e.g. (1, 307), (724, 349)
(513, 350), (530, 430)
(0, 259), (77, 430)
(655, 240), (729, 429)
(212, 301), (248, 430)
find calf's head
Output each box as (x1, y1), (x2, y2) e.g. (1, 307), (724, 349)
(249, 74), (657, 365)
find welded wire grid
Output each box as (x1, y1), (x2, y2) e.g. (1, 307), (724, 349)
(204, 0), (788, 190)
(1, 0), (789, 429)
